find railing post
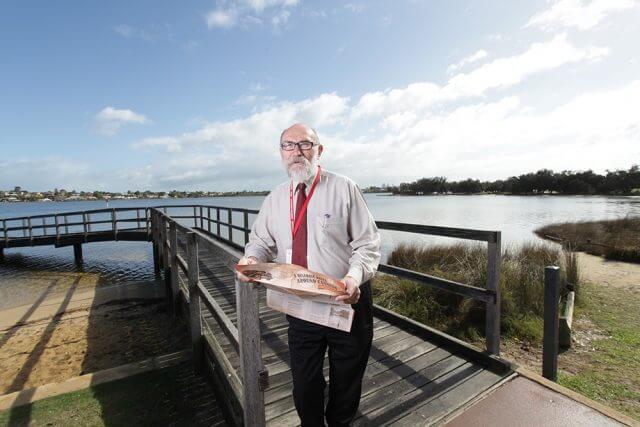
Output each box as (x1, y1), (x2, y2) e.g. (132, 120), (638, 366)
(161, 216), (169, 272)
(485, 231), (501, 355)
(187, 232), (203, 370)
(543, 265), (561, 381)
(216, 208), (221, 237)
(54, 215), (59, 243)
(3, 220), (8, 246)
(145, 208), (150, 237)
(22, 218), (26, 238)
(228, 208), (232, 242)
(193, 206), (198, 228)
(111, 209), (117, 240)
(42, 217), (46, 236)
(243, 210), (250, 246)
(207, 207), (211, 233)
(64, 215), (69, 234)
(28, 217), (32, 242)
(87, 213), (91, 234)
(199, 206), (204, 229)
(151, 211), (160, 273)
(82, 213), (88, 242)
(236, 275), (267, 426)
(169, 222), (180, 316)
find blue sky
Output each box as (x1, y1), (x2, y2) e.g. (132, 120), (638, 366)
(1, 0), (639, 192)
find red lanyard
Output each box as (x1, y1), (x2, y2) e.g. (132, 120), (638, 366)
(289, 166), (321, 238)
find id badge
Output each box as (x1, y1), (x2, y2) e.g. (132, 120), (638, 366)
(286, 248), (292, 264)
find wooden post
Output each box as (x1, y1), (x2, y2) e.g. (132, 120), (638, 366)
(216, 208), (221, 237)
(87, 213), (91, 234)
(485, 232), (501, 355)
(161, 216), (171, 313)
(22, 218), (27, 238)
(64, 215), (69, 234)
(207, 207), (211, 233)
(82, 213), (88, 242)
(169, 222), (180, 316)
(54, 215), (59, 243)
(236, 275), (267, 426)
(152, 212), (160, 273)
(187, 232), (203, 370)
(73, 243), (83, 264)
(243, 210), (250, 246)
(42, 217), (47, 237)
(111, 209), (117, 240)
(199, 206), (204, 229)
(228, 208), (233, 242)
(3, 219), (8, 246)
(193, 206), (198, 228)
(543, 265), (560, 381)
(145, 209), (150, 237)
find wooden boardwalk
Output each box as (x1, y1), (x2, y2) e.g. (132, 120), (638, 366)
(5, 205), (629, 426)
(176, 231), (514, 426)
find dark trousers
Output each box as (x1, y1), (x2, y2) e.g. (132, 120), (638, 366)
(287, 281), (373, 427)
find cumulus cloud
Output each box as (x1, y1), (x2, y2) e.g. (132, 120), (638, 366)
(351, 34), (608, 121)
(447, 50), (488, 74)
(95, 106), (150, 136)
(526, 0), (637, 31)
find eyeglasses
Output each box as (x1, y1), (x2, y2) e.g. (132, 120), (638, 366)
(280, 140), (315, 151)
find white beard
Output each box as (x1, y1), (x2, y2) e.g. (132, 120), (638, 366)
(285, 154), (319, 185)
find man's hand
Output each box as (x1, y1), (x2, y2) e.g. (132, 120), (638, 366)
(334, 276), (360, 304)
(237, 256), (258, 283)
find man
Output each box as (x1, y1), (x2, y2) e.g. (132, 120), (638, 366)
(238, 123), (381, 426)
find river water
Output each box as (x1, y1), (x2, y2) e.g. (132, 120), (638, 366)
(1, 194), (638, 306)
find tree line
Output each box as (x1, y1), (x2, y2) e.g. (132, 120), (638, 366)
(390, 165), (640, 195)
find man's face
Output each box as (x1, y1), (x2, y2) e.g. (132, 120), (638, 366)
(280, 125), (323, 181)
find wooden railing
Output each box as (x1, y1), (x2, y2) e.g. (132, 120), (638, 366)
(149, 207), (266, 426)
(1, 204), (504, 424)
(0, 207), (150, 245)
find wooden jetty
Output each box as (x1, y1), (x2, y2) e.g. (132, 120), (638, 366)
(1, 205), (633, 426)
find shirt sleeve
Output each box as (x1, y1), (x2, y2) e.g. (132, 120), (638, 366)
(346, 183), (381, 285)
(244, 193), (278, 262)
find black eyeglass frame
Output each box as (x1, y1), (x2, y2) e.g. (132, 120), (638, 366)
(279, 140), (316, 151)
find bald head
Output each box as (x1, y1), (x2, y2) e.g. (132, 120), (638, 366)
(280, 123), (320, 145)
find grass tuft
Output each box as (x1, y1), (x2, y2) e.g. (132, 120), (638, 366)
(374, 242), (577, 342)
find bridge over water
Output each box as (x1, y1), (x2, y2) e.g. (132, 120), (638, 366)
(0, 206), (632, 426)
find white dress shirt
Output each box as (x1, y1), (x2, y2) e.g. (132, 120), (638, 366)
(244, 167), (381, 285)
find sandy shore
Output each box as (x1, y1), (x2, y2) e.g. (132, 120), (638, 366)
(0, 281), (189, 395)
(577, 252), (640, 290)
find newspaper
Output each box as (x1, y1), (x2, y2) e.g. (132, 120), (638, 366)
(235, 263), (355, 332)
(266, 289), (354, 332)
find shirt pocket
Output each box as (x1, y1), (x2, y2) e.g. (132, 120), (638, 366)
(316, 216), (349, 253)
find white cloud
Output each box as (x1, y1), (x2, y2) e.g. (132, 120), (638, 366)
(442, 34), (608, 99)
(526, 0), (637, 31)
(205, 0), (299, 30)
(447, 49), (488, 74)
(95, 106), (150, 136)
(206, 9), (238, 29)
(351, 34), (608, 121)
(344, 3), (365, 13)
(271, 10), (290, 27)
(113, 24), (133, 38)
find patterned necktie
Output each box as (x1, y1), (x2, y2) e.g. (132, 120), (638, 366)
(291, 183), (307, 268)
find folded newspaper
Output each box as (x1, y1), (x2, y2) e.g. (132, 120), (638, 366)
(235, 263), (354, 332)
